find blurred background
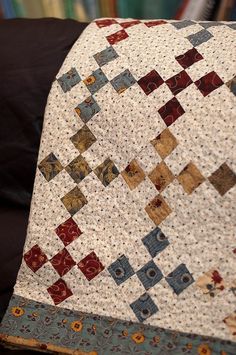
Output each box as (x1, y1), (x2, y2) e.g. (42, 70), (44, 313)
(0, 0), (236, 21)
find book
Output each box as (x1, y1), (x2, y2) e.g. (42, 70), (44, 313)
(1, 0), (16, 18)
(74, 0), (88, 21)
(21, 0), (44, 18)
(41, 0), (65, 18)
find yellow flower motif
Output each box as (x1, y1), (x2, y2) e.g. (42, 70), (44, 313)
(32, 312), (38, 317)
(84, 75), (96, 86)
(198, 343), (212, 355)
(62, 318), (67, 324)
(221, 352), (227, 355)
(117, 87), (126, 94)
(186, 343), (192, 349)
(11, 306), (25, 317)
(122, 329), (128, 336)
(131, 332), (145, 344)
(153, 335), (160, 344)
(70, 320), (83, 332)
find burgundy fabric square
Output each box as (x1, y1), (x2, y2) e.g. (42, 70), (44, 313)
(175, 48), (203, 69)
(47, 278), (73, 305)
(145, 20), (167, 27)
(138, 70), (164, 95)
(158, 97), (185, 126)
(23, 244), (48, 272)
(78, 251), (104, 281)
(106, 29), (129, 45)
(50, 248), (76, 277)
(120, 20), (141, 29)
(55, 217), (82, 246)
(166, 70), (192, 95)
(95, 19), (117, 28)
(195, 71), (224, 96)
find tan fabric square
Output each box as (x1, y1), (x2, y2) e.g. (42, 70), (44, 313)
(208, 163), (236, 196)
(121, 159), (145, 190)
(224, 311), (236, 337)
(145, 195), (172, 225)
(196, 269), (225, 298)
(65, 155), (91, 184)
(70, 125), (97, 153)
(61, 186), (88, 216)
(177, 162), (205, 194)
(148, 161), (174, 192)
(150, 128), (178, 159)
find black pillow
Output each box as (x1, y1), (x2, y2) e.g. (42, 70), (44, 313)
(0, 18), (87, 207)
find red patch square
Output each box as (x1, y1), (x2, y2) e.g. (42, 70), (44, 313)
(175, 48), (203, 69)
(78, 252), (104, 281)
(138, 70), (164, 95)
(195, 71), (224, 96)
(50, 248), (76, 277)
(47, 278), (73, 305)
(55, 217), (82, 246)
(166, 70), (192, 95)
(106, 29), (129, 45)
(96, 19), (117, 28)
(145, 20), (167, 27)
(24, 244), (48, 272)
(158, 97), (185, 127)
(120, 20), (141, 29)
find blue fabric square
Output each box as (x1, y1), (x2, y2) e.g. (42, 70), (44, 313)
(142, 227), (169, 258)
(75, 96), (100, 123)
(57, 68), (81, 93)
(187, 29), (213, 47)
(108, 255), (135, 285)
(165, 263), (194, 295)
(111, 69), (136, 94)
(84, 68), (108, 94)
(93, 46), (119, 67)
(130, 293), (158, 322)
(136, 260), (163, 290)
(171, 20), (195, 29)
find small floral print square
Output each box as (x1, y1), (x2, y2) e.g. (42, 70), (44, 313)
(145, 195), (172, 225)
(145, 20), (167, 27)
(177, 162), (205, 194)
(130, 293), (158, 322)
(24, 244), (48, 272)
(47, 278), (73, 305)
(65, 155), (92, 184)
(75, 96), (100, 123)
(208, 162), (236, 196)
(138, 70), (164, 95)
(120, 20), (141, 29)
(166, 70), (192, 96)
(96, 19), (117, 28)
(148, 161), (174, 192)
(55, 217), (82, 246)
(121, 159), (145, 190)
(57, 68), (81, 93)
(111, 69), (136, 94)
(196, 269), (225, 297)
(70, 125), (97, 153)
(108, 255), (135, 285)
(38, 153), (63, 182)
(83, 68), (108, 95)
(142, 227), (169, 257)
(150, 128), (178, 159)
(136, 260), (163, 290)
(158, 97), (185, 126)
(93, 46), (118, 67)
(195, 71), (224, 96)
(94, 158), (119, 187)
(166, 263), (194, 295)
(78, 251), (104, 281)
(61, 186), (88, 216)
(106, 29), (129, 45)
(175, 48), (203, 69)
(50, 248), (76, 277)
(223, 311), (236, 337)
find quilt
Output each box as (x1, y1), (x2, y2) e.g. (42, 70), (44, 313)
(1, 18), (236, 355)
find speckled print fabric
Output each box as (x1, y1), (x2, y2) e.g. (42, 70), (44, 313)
(1, 19), (236, 354)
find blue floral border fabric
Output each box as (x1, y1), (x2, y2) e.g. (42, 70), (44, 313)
(0, 294), (235, 354)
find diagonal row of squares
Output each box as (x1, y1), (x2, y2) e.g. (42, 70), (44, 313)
(94, 18), (236, 47)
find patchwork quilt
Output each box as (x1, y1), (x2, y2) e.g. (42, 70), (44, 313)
(1, 18), (236, 355)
